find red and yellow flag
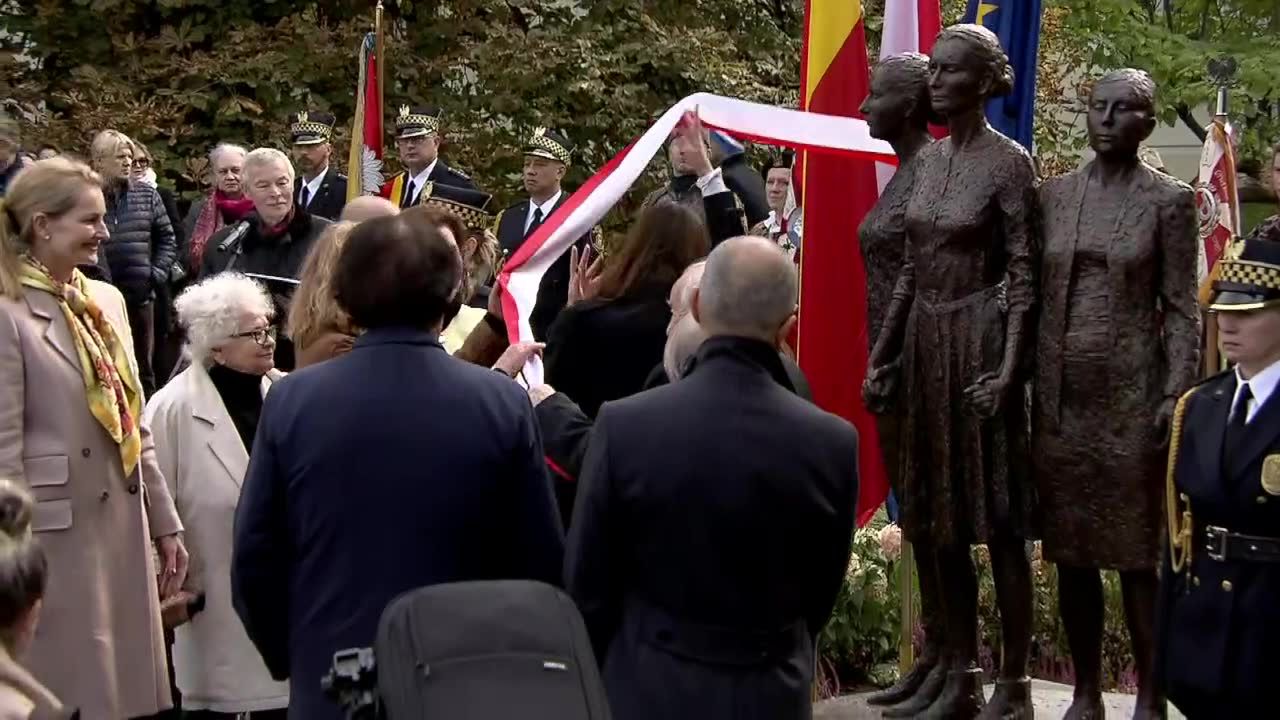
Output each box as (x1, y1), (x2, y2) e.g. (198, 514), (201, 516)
(797, 1), (886, 526)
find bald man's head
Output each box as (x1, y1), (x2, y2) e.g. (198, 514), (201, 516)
(694, 236), (798, 344)
(664, 260), (710, 381)
(340, 196), (400, 223)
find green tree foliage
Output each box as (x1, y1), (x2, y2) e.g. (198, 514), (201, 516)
(1045, 0), (1280, 172)
(1, 0), (802, 210)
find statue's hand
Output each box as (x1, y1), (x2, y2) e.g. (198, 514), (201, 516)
(862, 361), (900, 415)
(963, 371), (1009, 419)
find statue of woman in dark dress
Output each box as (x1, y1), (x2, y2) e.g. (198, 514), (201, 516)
(866, 24), (1038, 719)
(856, 53), (948, 717)
(1035, 69), (1200, 720)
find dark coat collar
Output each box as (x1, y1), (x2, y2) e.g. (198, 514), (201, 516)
(683, 335), (796, 393)
(353, 327), (444, 350)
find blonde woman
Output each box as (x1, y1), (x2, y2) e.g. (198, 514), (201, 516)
(288, 221), (358, 369)
(145, 273), (289, 717)
(0, 157), (187, 718)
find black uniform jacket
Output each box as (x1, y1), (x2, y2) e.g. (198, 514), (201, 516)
(293, 169), (348, 221)
(1158, 368), (1280, 716)
(494, 191), (593, 341)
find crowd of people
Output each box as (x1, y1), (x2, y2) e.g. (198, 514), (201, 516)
(0, 19), (1278, 720)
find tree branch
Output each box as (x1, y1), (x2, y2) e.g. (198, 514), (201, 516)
(1177, 103), (1208, 143)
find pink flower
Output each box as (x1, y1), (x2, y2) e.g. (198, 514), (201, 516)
(878, 524), (903, 562)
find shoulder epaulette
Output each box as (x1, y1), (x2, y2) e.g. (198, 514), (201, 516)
(450, 165), (471, 180)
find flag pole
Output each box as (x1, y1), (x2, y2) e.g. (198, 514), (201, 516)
(375, 0), (385, 126)
(1204, 57), (1238, 377)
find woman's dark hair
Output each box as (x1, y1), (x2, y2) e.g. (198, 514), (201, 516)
(759, 150), (795, 183)
(936, 23), (1015, 98)
(333, 214), (463, 330)
(0, 480), (46, 649)
(595, 202), (711, 300)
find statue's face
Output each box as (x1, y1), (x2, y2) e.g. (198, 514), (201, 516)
(861, 66), (918, 141)
(928, 37), (987, 118)
(1087, 80), (1155, 159)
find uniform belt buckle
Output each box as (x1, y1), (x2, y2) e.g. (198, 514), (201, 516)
(1205, 526), (1229, 561)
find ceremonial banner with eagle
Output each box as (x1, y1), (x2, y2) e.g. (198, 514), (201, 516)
(346, 14), (385, 200)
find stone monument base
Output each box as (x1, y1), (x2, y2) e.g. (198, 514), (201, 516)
(814, 680), (1185, 719)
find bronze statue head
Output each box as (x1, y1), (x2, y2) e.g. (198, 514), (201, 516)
(861, 52), (932, 142)
(929, 24), (1014, 119)
(1087, 69), (1158, 160)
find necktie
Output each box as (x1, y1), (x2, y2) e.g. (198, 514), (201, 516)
(299, 186), (311, 208)
(1225, 382), (1252, 464)
(527, 206), (544, 237)
(404, 180), (416, 207)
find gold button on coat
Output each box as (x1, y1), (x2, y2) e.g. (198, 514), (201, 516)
(1221, 580), (1233, 592)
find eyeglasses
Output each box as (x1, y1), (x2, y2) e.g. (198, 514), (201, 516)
(132, 158), (150, 169)
(231, 326), (277, 348)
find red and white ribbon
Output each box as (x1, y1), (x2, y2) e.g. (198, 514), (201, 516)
(499, 91), (895, 385)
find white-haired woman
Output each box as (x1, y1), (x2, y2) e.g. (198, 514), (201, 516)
(199, 148), (331, 371)
(183, 143), (252, 276)
(144, 272), (289, 718)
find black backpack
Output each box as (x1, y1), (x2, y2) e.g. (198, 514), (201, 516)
(373, 580), (611, 719)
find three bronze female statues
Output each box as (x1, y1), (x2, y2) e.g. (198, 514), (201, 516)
(861, 23), (1199, 720)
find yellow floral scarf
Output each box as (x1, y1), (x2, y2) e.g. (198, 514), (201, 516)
(19, 257), (142, 476)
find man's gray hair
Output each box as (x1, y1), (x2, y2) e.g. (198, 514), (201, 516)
(209, 142), (248, 167)
(175, 272), (274, 363)
(243, 147), (294, 186)
(698, 236), (797, 341)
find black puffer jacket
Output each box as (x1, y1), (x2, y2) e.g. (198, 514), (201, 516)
(102, 180), (177, 305)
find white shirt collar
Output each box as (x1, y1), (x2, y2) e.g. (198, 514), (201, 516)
(1234, 358), (1280, 423)
(525, 190), (563, 231)
(409, 160), (438, 203)
(298, 167), (328, 206)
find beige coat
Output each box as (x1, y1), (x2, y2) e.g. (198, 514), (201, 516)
(0, 281), (182, 719)
(144, 364), (290, 713)
(0, 644), (72, 720)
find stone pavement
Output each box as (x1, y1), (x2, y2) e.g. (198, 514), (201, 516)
(814, 680), (1186, 719)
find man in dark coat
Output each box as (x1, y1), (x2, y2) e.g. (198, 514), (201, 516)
(643, 114), (748, 246)
(533, 259), (810, 526)
(93, 130), (177, 395)
(1157, 233), (1280, 719)
(709, 130), (770, 229)
(289, 110), (348, 221)
(232, 214), (564, 720)
(492, 127), (598, 339)
(379, 105), (475, 208)
(201, 147), (330, 371)
(565, 236), (858, 720)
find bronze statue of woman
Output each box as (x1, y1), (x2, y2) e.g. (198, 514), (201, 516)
(1035, 69), (1199, 720)
(856, 52), (948, 716)
(866, 24), (1038, 719)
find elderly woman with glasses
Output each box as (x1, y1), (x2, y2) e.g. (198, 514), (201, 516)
(143, 272), (289, 718)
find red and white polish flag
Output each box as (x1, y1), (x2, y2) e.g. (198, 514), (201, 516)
(498, 92), (895, 385)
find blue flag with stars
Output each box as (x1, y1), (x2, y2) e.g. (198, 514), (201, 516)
(963, 0), (1043, 151)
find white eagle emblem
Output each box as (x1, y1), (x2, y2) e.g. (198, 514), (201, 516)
(359, 145), (384, 195)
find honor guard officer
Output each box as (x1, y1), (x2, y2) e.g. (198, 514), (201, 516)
(492, 127), (598, 340)
(381, 105), (475, 208)
(1159, 233), (1280, 719)
(289, 110), (348, 221)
